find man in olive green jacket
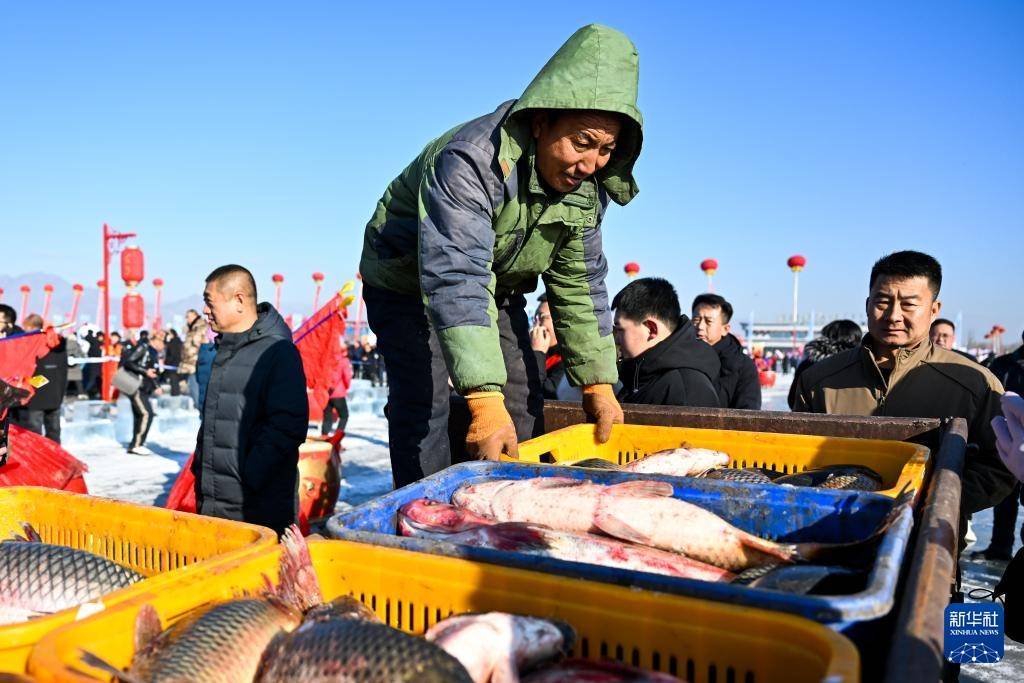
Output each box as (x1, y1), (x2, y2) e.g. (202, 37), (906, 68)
(793, 251), (1013, 521)
(359, 25), (641, 486)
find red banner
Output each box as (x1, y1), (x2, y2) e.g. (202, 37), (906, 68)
(0, 328), (60, 404)
(0, 423), (89, 492)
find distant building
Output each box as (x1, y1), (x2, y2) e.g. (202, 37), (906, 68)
(738, 317), (866, 353)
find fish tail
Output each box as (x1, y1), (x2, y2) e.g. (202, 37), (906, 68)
(795, 494), (910, 564)
(276, 524), (323, 613)
(11, 521), (43, 542)
(79, 650), (144, 683)
(739, 532), (800, 563)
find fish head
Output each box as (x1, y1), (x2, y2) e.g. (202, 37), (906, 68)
(397, 499), (494, 535)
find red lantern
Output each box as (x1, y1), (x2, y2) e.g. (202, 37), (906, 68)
(96, 279), (106, 289)
(312, 272), (325, 284)
(624, 262), (641, 279)
(787, 255), (807, 272)
(120, 246), (145, 286)
(19, 285), (30, 294)
(122, 292), (145, 329)
(73, 283), (84, 293)
(43, 284), (54, 293)
(152, 277), (164, 288)
(700, 259), (718, 275)
(272, 273), (285, 284)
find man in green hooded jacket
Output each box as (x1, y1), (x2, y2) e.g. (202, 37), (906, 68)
(359, 25), (643, 487)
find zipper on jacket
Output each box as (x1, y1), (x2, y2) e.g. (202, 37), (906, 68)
(631, 358), (644, 394)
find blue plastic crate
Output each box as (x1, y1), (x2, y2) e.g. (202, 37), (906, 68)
(327, 461), (913, 626)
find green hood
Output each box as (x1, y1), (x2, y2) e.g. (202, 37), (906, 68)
(501, 24), (643, 206)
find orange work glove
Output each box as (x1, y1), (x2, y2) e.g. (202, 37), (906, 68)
(582, 384), (624, 444)
(465, 391), (519, 461)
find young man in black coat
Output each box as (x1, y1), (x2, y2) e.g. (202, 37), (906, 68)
(612, 278), (721, 408)
(192, 265), (308, 535)
(692, 294), (761, 410)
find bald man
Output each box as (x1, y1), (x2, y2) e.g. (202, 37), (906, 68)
(192, 264), (308, 534)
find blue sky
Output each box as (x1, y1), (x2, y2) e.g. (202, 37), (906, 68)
(2, 2), (1021, 343)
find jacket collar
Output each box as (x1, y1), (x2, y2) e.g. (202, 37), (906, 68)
(859, 335), (932, 389)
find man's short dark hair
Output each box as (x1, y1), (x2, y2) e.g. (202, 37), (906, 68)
(931, 318), (955, 332)
(612, 278), (681, 332)
(206, 264), (258, 301)
(821, 319), (863, 347)
(0, 304), (16, 325)
(869, 251), (942, 298)
(691, 293), (733, 324)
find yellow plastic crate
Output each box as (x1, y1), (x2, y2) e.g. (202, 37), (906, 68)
(515, 423), (929, 501)
(31, 539), (859, 683)
(0, 486), (276, 673)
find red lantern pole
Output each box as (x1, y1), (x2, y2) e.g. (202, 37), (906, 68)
(787, 255), (807, 349)
(70, 284), (85, 324)
(700, 259), (718, 293)
(41, 284), (55, 324)
(312, 272), (325, 313)
(151, 278), (164, 331)
(95, 280), (106, 327)
(101, 223), (137, 400)
(272, 274), (284, 311)
(19, 285), (31, 321)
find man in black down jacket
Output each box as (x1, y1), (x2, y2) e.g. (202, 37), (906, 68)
(612, 278), (721, 407)
(192, 265), (308, 535)
(691, 294), (761, 410)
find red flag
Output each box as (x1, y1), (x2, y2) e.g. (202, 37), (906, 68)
(293, 293), (348, 422)
(0, 329), (60, 405)
(0, 423), (89, 492)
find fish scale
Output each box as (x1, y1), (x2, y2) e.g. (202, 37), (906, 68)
(130, 599), (303, 683)
(0, 541), (142, 615)
(256, 617), (473, 682)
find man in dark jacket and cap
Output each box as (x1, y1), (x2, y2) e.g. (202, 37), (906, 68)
(613, 278), (720, 407)
(192, 265), (308, 535)
(691, 294), (760, 410)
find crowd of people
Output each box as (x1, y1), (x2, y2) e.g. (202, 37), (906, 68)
(3, 27), (1023, 600)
